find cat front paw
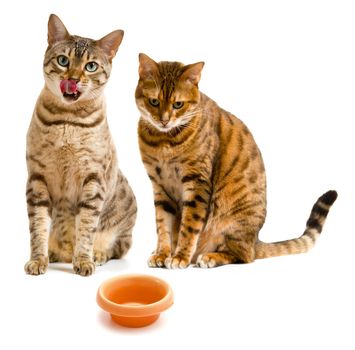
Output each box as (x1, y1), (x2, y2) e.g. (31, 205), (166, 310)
(93, 251), (109, 266)
(196, 254), (218, 268)
(73, 257), (95, 276)
(165, 255), (190, 269)
(148, 253), (169, 268)
(24, 257), (48, 275)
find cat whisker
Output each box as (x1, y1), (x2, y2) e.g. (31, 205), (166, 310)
(180, 108), (206, 120)
(85, 89), (101, 100)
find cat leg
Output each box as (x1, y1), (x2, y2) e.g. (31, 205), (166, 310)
(93, 229), (133, 266)
(73, 173), (105, 276)
(92, 227), (113, 265)
(149, 213), (176, 267)
(48, 209), (75, 263)
(92, 231), (111, 266)
(195, 220), (259, 268)
(94, 181), (136, 266)
(195, 229), (256, 268)
(110, 231), (133, 261)
(110, 181), (136, 262)
(224, 228), (258, 263)
(165, 178), (210, 269)
(149, 184), (178, 267)
(24, 174), (51, 275)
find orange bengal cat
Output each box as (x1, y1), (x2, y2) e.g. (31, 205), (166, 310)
(136, 53), (337, 269)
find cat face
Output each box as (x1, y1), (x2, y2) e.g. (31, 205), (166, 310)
(43, 14), (123, 104)
(135, 54), (204, 132)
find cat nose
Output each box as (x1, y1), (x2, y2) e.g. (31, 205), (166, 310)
(160, 112), (170, 127)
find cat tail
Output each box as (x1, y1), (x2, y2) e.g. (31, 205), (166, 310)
(255, 190), (338, 259)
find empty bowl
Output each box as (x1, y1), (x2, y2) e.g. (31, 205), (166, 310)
(97, 274), (174, 328)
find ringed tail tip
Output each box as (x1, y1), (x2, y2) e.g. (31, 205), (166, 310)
(319, 190), (338, 206)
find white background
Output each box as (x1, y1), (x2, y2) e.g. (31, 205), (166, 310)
(0, 0), (354, 349)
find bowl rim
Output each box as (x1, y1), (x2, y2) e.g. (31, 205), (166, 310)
(96, 273), (174, 317)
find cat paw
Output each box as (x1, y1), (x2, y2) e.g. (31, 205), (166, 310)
(196, 254), (218, 268)
(93, 251), (108, 266)
(148, 253), (169, 268)
(165, 255), (190, 269)
(24, 257), (48, 275)
(73, 257), (95, 276)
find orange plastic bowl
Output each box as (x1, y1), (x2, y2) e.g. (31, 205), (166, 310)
(97, 274), (174, 328)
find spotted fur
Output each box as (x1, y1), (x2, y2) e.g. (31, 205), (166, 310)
(25, 14), (137, 276)
(136, 53), (337, 269)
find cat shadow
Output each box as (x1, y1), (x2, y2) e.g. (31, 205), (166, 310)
(48, 258), (131, 275)
(48, 263), (73, 273)
(97, 258), (130, 273)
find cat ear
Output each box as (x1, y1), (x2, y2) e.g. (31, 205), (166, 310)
(97, 30), (124, 61)
(47, 14), (70, 46)
(138, 53), (159, 79)
(181, 62), (205, 85)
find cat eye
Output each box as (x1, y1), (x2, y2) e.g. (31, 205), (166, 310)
(173, 101), (184, 109)
(149, 98), (160, 107)
(85, 62), (98, 72)
(57, 55), (69, 67)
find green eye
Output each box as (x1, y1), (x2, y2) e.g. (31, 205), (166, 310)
(85, 62), (98, 72)
(149, 98), (160, 107)
(57, 55), (69, 67)
(173, 101), (184, 109)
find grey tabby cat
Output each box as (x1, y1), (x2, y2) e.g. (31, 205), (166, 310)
(25, 14), (137, 276)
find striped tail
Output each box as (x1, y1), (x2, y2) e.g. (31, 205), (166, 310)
(255, 190), (338, 259)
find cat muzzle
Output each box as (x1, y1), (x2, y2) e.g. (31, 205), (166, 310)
(60, 79), (81, 101)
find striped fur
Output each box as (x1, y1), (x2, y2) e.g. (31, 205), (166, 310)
(136, 53), (337, 269)
(25, 14), (136, 276)
(255, 190), (338, 259)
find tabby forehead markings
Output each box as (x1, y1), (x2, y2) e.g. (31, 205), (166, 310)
(25, 14), (136, 277)
(74, 38), (90, 58)
(159, 64), (183, 99)
(137, 53), (337, 269)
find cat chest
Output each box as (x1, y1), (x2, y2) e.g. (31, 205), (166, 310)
(29, 133), (108, 202)
(154, 161), (183, 202)
(41, 126), (106, 164)
(44, 139), (102, 169)
(45, 145), (94, 199)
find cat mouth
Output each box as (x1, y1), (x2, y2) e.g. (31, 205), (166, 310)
(63, 91), (81, 102)
(60, 79), (81, 102)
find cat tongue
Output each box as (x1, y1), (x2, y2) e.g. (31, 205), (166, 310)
(60, 80), (78, 94)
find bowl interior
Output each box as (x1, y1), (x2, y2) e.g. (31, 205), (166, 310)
(103, 276), (168, 306)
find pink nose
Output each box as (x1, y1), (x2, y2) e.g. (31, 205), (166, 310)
(161, 120), (169, 127)
(60, 80), (78, 94)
